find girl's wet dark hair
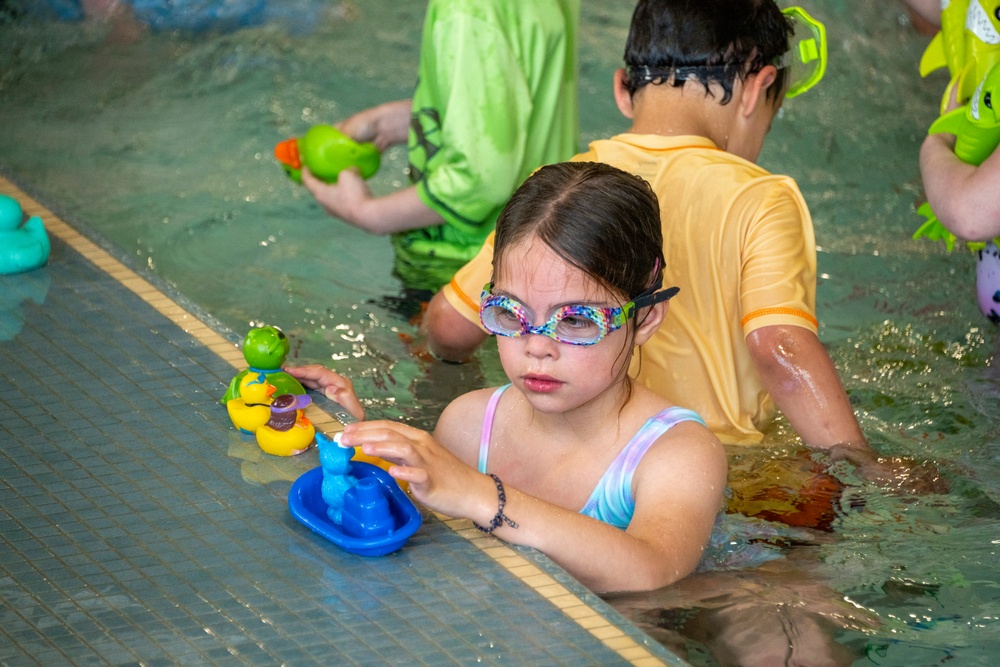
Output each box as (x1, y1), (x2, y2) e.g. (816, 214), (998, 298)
(492, 162), (664, 307)
(622, 0), (792, 104)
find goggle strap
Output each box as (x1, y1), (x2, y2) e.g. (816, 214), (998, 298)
(628, 279), (681, 322)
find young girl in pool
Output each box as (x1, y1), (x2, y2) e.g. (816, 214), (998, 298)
(288, 162), (727, 593)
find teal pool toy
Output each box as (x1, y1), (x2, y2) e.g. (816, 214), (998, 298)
(274, 125), (381, 184)
(913, 60), (1000, 252)
(0, 195), (50, 275)
(221, 325), (305, 404)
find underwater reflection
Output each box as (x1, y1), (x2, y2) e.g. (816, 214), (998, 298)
(0, 268), (51, 341)
(607, 554), (879, 667)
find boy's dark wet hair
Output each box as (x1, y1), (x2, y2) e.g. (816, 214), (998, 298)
(493, 161), (664, 307)
(622, 0), (792, 105)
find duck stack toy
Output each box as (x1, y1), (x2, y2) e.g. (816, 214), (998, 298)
(221, 325), (305, 405)
(225, 372), (277, 433)
(256, 393), (315, 456)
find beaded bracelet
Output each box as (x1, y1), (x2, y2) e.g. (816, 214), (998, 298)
(473, 473), (519, 534)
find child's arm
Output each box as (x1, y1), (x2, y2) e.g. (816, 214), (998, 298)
(282, 364), (365, 421)
(747, 326), (948, 494)
(900, 0), (941, 31)
(919, 133), (1000, 242)
(417, 289), (489, 362)
(339, 413), (727, 593)
(300, 171), (445, 235)
(747, 325), (865, 450)
(415, 238), (494, 362)
(301, 99), (445, 233)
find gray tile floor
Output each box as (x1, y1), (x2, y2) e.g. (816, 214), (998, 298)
(0, 184), (685, 666)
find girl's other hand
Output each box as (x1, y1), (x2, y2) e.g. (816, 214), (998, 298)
(339, 421), (493, 521)
(283, 364), (365, 421)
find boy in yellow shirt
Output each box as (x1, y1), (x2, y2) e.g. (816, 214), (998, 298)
(423, 0), (867, 448)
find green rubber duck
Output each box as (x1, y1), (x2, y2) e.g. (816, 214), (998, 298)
(274, 125), (381, 184)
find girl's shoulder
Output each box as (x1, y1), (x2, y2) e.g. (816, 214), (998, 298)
(629, 384), (725, 466)
(433, 386), (510, 462)
(442, 385), (507, 419)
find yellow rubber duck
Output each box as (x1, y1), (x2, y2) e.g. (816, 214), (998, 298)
(256, 393), (316, 456)
(226, 372), (277, 433)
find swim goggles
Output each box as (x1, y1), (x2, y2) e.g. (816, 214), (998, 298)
(776, 6), (827, 98)
(479, 281), (680, 346)
(625, 7), (826, 99)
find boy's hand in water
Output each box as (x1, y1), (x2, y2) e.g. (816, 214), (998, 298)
(830, 444), (950, 495)
(283, 364), (365, 421)
(339, 420), (496, 524)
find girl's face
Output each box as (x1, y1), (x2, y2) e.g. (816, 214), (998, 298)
(492, 237), (634, 414)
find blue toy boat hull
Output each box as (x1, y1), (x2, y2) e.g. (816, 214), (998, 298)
(288, 462), (422, 556)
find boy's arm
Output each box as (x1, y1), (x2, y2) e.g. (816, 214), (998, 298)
(746, 325), (865, 449)
(747, 325), (949, 494)
(900, 0), (941, 31)
(420, 290), (489, 362)
(920, 133), (1000, 242)
(417, 233), (495, 361)
(338, 100), (412, 151)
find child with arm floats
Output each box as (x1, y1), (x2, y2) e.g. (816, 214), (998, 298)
(301, 0), (580, 291)
(291, 162), (727, 593)
(919, 105), (1000, 244)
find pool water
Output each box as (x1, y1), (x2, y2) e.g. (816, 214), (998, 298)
(1, 1), (999, 664)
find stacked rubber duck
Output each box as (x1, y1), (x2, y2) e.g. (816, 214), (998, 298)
(222, 327), (315, 456)
(221, 326), (422, 554)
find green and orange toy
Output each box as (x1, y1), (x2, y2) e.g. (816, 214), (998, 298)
(274, 125), (381, 184)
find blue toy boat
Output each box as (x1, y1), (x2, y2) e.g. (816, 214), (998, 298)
(288, 462), (422, 557)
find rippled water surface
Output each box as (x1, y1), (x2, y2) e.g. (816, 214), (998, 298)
(1, 1), (998, 664)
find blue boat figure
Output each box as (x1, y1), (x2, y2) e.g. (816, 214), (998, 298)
(289, 433), (422, 556)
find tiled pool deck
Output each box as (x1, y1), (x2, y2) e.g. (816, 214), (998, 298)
(0, 177), (686, 666)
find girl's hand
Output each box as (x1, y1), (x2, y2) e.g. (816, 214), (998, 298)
(339, 420), (493, 521)
(283, 364), (365, 421)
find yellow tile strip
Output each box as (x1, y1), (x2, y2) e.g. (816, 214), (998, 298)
(437, 514), (670, 667)
(1, 176), (671, 667)
(0, 177), (339, 434)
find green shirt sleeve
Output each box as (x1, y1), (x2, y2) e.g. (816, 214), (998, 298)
(411, 6), (534, 234)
